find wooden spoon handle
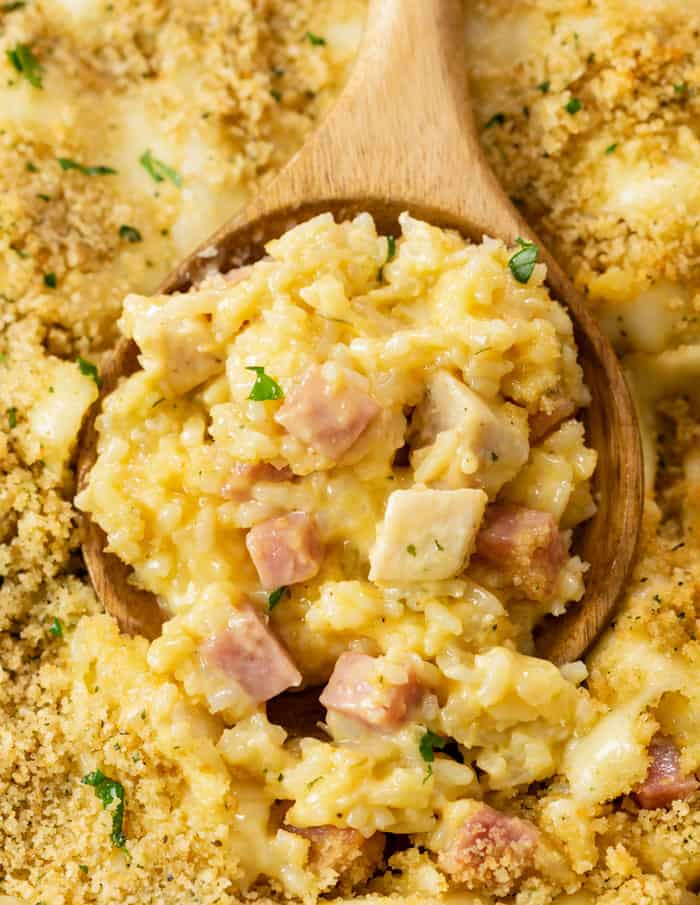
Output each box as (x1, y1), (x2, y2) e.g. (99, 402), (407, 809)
(240, 0), (516, 235)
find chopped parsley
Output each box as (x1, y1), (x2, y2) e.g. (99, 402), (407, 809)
(306, 31), (326, 46)
(7, 407), (17, 429)
(6, 43), (42, 88)
(26, 161), (38, 172)
(419, 730), (447, 763)
(77, 356), (100, 386)
(119, 224), (142, 243)
(270, 89), (282, 102)
(82, 769), (126, 847)
(43, 272), (57, 288)
(434, 539), (444, 551)
(674, 82), (688, 94)
(139, 149), (182, 187)
(378, 234), (396, 281)
(508, 237), (538, 284)
(605, 143), (618, 155)
(2, 1), (28, 9)
(78, 865), (89, 875)
(246, 366), (283, 401)
(49, 617), (63, 638)
(406, 544), (417, 557)
(484, 112), (506, 129)
(564, 97), (582, 114)
(268, 586), (287, 610)
(58, 158), (117, 176)
(537, 80), (550, 94)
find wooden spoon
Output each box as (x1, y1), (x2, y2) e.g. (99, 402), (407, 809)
(77, 0), (643, 665)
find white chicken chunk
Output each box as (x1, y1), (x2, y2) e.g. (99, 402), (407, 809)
(410, 370), (529, 496)
(368, 487), (487, 583)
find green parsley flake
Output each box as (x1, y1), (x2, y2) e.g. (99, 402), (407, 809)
(406, 544), (417, 557)
(605, 143), (618, 155)
(77, 357), (101, 386)
(78, 865), (89, 875)
(270, 89), (282, 102)
(49, 617), (63, 638)
(26, 161), (38, 172)
(43, 272), (57, 288)
(537, 80), (550, 94)
(306, 31), (326, 46)
(378, 234), (396, 281)
(268, 586), (287, 610)
(564, 97), (582, 114)
(82, 769), (126, 847)
(246, 366), (283, 401)
(58, 158), (117, 176)
(7, 407), (17, 429)
(434, 539), (444, 551)
(508, 237), (538, 284)
(674, 82), (688, 94)
(119, 224), (142, 243)
(484, 112), (506, 129)
(139, 149), (182, 187)
(2, 1), (27, 9)
(419, 730), (448, 763)
(6, 43), (42, 89)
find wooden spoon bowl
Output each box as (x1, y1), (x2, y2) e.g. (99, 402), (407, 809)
(77, 0), (644, 665)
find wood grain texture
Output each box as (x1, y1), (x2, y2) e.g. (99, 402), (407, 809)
(77, 0), (643, 664)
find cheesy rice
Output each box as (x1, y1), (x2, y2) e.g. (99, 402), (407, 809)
(2, 1), (700, 904)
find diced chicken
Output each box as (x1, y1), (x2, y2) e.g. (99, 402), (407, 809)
(369, 487), (487, 583)
(220, 462), (293, 501)
(529, 395), (576, 442)
(474, 503), (567, 601)
(201, 603), (302, 703)
(273, 802), (385, 888)
(246, 511), (323, 589)
(410, 370), (529, 496)
(634, 734), (699, 809)
(319, 652), (423, 729)
(438, 804), (538, 893)
(275, 365), (381, 460)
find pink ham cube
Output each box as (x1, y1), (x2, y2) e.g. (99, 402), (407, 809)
(275, 365), (380, 460)
(474, 503), (567, 601)
(246, 511), (323, 590)
(438, 804), (538, 891)
(201, 603), (302, 703)
(319, 652), (423, 730)
(634, 733), (698, 809)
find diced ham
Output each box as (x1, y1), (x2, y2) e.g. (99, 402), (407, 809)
(246, 511), (323, 589)
(274, 365), (381, 460)
(273, 802), (385, 884)
(319, 652), (423, 730)
(220, 462), (292, 501)
(529, 396), (576, 442)
(474, 503), (567, 601)
(634, 734), (699, 809)
(369, 487), (487, 583)
(201, 603), (301, 703)
(438, 805), (538, 892)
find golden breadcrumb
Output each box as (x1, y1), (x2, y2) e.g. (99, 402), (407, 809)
(1, 0), (700, 903)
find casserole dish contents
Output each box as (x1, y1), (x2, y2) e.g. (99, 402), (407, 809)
(77, 211), (599, 896)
